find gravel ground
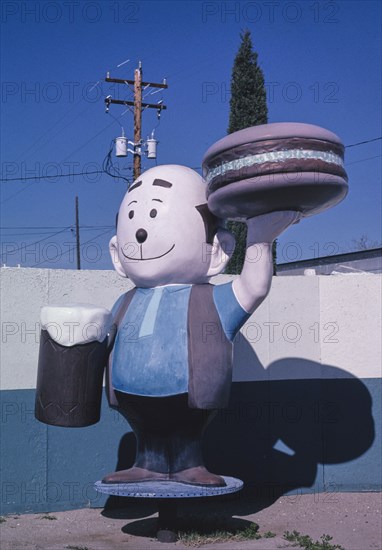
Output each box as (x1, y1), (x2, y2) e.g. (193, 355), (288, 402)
(1, 492), (381, 550)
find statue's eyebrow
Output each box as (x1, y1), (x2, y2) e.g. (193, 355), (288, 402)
(128, 180), (142, 193)
(153, 179), (172, 188)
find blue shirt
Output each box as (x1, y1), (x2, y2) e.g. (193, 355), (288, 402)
(112, 282), (249, 397)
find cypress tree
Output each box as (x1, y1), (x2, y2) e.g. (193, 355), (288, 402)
(228, 30), (268, 134)
(226, 31), (274, 274)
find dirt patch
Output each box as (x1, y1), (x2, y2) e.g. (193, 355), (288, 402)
(0, 492), (381, 550)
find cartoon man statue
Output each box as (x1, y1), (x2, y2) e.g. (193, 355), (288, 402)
(36, 122), (347, 488)
(101, 164), (299, 487)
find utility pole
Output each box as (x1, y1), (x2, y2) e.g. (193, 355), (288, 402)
(75, 196), (81, 270)
(105, 62), (168, 180)
(133, 65), (142, 179)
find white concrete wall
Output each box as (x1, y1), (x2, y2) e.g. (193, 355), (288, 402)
(1, 268), (381, 391)
(232, 272), (381, 382)
(278, 255), (382, 275)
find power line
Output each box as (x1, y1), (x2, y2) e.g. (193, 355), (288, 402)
(0, 225), (74, 259)
(30, 227), (114, 268)
(4, 46), (217, 169)
(0, 171), (104, 183)
(0, 113), (133, 204)
(345, 137), (382, 148)
(1, 230), (112, 236)
(0, 225), (114, 237)
(346, 155), (382, 166)
(0, 133), (379, 208)
(11, 79), (110, 166)
(102, 139), (132, 185)
(0, 152), (379, 186)
(0, 225), (114, 229)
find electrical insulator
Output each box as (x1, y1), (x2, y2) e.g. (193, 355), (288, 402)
(115, 136), (127, 157)
(146, 138), (157, 159)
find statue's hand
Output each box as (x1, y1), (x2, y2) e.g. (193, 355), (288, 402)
(40, 304), (113, 347)
(246, 210), (301, 244)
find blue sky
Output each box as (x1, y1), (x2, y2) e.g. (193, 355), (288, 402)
(1, 0), (381, 269)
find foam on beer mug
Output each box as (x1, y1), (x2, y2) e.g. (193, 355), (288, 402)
(40, 304), (113, 347)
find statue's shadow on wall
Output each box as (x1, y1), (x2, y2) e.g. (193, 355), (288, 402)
(204, 342), (375, 500)
(104, 336), (374, 520)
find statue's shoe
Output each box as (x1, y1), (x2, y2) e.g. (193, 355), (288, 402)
(102, 466), (168, 484)
(170, 467), (226, 487)
(102, 466), (226, 487)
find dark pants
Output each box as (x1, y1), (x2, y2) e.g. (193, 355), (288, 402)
(115, 391), (216, 473)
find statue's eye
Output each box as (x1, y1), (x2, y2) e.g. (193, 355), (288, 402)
(128, 210), (134, 219)
(150, 209), (157, 218)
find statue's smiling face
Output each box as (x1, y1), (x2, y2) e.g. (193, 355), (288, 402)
(111, 165), (214, 287)
(119, 177), (176, 262)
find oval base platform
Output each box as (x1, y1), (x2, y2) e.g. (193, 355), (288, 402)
(95, 477), (244, 542)
(94, 476), (243, 499)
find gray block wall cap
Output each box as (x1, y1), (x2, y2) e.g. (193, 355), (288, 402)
(202, 122), (344, 164)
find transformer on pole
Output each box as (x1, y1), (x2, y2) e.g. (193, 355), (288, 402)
(104, 63), (168, 180)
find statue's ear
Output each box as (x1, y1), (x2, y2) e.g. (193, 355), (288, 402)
(109, 235), (127, 277)
(206, 228), (236, 277)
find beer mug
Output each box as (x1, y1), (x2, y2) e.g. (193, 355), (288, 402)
(35, 304), (113, 427)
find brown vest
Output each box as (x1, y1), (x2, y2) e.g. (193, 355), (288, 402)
(106, 284), (233, 409)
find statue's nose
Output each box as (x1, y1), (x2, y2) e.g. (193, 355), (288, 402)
(135, 228), (148, 244)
